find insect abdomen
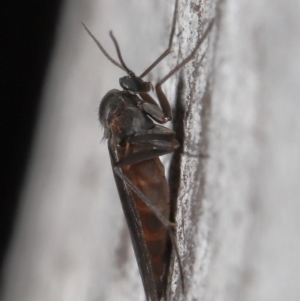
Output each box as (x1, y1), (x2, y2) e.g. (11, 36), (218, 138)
(123, 157), (170, 297)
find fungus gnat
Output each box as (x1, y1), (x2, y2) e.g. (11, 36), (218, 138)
(82, 0), (214, 299)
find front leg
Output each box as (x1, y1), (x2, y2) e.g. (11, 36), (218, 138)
(153, 18), (215, 124)
(139, 19), (214, 126)
(115, 129), (179, 167)
(139, 92), (172, 123)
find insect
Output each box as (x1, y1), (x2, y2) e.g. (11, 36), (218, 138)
(82, 0), (214, 299)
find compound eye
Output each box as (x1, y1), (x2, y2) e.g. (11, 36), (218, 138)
(119, 76), (136, 91)
(119, 76), (151, 93)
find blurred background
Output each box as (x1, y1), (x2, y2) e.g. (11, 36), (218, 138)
(2, 1), (173, 300)
(1, 0), (62, 284)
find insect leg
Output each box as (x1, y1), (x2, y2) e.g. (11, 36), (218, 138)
(155, 18), (215, 120)
(129, 133), (175, 144)
(115, 137), (179, 167)
(139, 0), (179, 78)
(114, 167), (174, 229)
(139, 92), (172, 123)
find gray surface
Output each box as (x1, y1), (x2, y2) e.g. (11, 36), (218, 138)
(2, 0), (300, 301)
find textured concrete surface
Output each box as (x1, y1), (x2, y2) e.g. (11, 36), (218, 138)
(2, 0), (300, 301)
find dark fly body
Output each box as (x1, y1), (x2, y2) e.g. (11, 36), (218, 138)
(83, 0), (214, 299)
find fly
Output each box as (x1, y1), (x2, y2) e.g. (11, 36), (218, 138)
(82, 0), (214, 300)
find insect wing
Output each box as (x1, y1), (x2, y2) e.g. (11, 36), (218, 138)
(108, 143), (160, 301)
